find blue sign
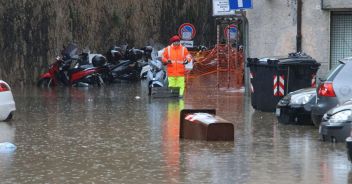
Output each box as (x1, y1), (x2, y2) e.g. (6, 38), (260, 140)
(229, 0), (252, 9)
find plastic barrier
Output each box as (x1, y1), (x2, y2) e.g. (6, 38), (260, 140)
(0, 142), (17, 153)
(187, 44), (244, 88)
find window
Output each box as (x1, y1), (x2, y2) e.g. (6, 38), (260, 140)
(330, 12), (352, 68)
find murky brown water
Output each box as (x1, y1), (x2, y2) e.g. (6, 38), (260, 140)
(1, 78), (352, 184)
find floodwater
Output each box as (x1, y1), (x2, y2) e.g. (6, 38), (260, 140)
(1, 78), (352, 184)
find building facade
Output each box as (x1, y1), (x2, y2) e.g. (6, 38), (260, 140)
(246, 0), (352, 76)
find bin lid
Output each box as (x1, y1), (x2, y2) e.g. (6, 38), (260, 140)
(278, 52), (319, 66)
(259, 56), (286, 62)
(279, 57), (318, 65)
(248, 53), (320, 66)
(252, 56), (286, 65)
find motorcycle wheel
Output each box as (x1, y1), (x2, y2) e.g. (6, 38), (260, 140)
(127, 69), (140, 81)
(94, 75), (104, 87)
(37, 78), (52, 87)
(148, 86), (152, 96)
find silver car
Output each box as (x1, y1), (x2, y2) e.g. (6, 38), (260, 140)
(319, 100), (352, 142)
(311, 57), (352, 127)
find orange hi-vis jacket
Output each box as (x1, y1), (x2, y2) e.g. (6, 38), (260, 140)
(162, 45), (191, 76)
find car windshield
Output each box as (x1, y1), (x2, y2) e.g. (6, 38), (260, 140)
(321, 63), (345, 82)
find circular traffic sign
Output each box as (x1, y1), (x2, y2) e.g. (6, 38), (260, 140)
(224, 24), (239, 41)
(178, 23), (196, 41)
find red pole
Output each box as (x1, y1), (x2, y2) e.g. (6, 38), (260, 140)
(227, 25), (231, 88)
(216, 23), (220, 88)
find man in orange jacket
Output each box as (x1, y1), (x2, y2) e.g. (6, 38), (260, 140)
(162, 35), (192, 97)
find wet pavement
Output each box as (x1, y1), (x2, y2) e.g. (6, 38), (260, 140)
(1, 78), (352, 184)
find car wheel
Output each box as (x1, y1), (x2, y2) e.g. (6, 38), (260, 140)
(347, 139), (352, 162)
(311, 114), (322, 127)
(4, 112), (13, 121)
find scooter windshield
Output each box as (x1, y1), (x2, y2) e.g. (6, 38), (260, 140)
(62, 43), (79, 60)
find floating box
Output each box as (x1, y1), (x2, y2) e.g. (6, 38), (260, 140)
(180, 109), (234, 141)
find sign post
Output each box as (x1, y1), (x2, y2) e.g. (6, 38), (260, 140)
(212, 0), (251, 90)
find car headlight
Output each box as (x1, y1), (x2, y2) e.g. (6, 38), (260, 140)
(278, 95), (291, 106)
(289, 93), (314, 105)
(327, 110), (352, 125)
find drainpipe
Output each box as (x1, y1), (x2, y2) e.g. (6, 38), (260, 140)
(296, 0), (302, 52)
(240, 10), (250, 96)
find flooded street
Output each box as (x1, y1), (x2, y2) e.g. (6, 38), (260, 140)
(1, 78), (352, 184)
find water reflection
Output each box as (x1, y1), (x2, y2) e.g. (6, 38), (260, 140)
(0, 81), (351, 183)
(162, 99), (183, 183)
(180, 141), (240, 183)
(246, 110), (350, 184)
(0, 122), (16, 174)
(0, 122), (15, 143)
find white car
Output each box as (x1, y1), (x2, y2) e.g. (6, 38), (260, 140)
(0, 80), (16, 121)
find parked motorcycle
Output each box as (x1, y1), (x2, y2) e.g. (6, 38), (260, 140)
(37, 43), (78, 87)
(108, 46), (151, 81)
(37, 56), (69, 87)
(38, 44), (104, 87)
(73, 48), (113, 84)
(66, 56), (104, 87)
(91, 54), (114, 84)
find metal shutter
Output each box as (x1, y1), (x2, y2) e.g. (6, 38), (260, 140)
(330, 12), (352, 68)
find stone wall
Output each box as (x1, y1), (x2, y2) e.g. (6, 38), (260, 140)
(0, 0), (215, 85)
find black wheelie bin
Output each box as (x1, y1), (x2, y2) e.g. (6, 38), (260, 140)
(247, 52), (320, 112)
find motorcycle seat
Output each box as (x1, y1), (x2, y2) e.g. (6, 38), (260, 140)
(68, 66), (94, 75)
(79, 64), (94, 69)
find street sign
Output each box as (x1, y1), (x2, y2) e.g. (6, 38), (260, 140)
(212, 0), (236, 16)
(180, 40), (194, 48)
(224, 24), (239, 41)
(178, 23), (196, 41)
(229, 0), (252, 9)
